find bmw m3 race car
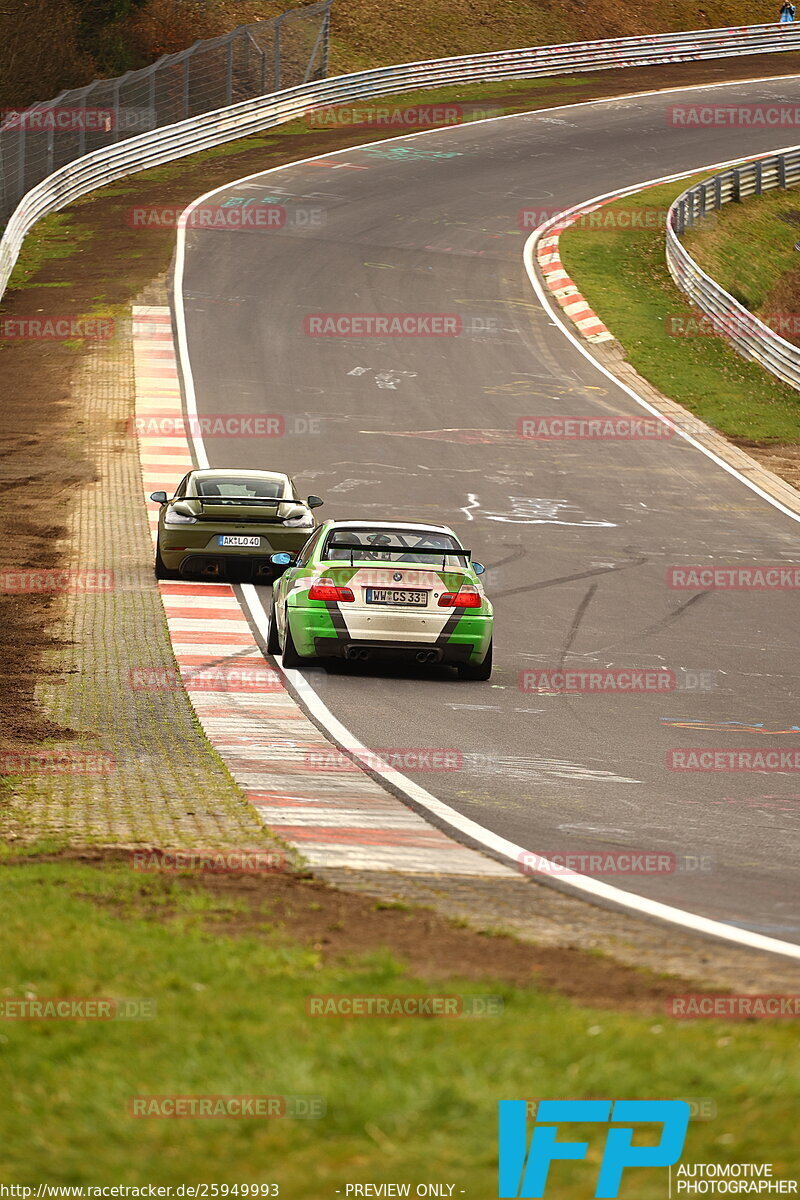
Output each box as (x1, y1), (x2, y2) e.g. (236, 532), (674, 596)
(151, 468), (323, 581)
(267, 520), (493, 679)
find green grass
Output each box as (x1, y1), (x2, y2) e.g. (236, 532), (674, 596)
(0, 860), (798, 1190)
(5, 211), (93, 292)
(559, 179), (800, 444)
(684, 186), (800, 313)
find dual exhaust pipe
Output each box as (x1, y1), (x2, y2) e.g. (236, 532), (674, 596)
(343, 646), (440, 664)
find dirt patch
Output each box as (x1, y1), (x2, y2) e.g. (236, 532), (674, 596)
(7, 846), (700, 1012)
(2, 53), (799, 765)
(733, 440), (800, 489)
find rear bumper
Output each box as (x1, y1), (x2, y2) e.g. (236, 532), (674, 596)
(158, 527), (312, 576)
(287, 603), (492, 663)
(177, 554), (275, 581)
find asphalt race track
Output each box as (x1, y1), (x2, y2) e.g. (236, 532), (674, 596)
(176, 76), (800, 945)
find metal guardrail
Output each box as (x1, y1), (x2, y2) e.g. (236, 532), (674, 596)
(667, 147), (800, 390)
(3, 21), (800, 301)
(0, 2), (332, 224)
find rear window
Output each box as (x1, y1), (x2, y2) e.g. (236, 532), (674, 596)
(195, 477), (286, 500)
(323, 528), (468, 568)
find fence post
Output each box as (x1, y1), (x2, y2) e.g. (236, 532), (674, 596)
(112, 77), (121, 142)
(226, 36), (234, 105)
(321, 1), (331, 77)
(273, 12), (284, 91)
(183, 54), (191, 120)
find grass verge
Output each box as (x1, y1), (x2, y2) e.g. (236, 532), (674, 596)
(558, 178), (800, 445)
(684, 185), (800, 346)
(0, 857), (798, 1189)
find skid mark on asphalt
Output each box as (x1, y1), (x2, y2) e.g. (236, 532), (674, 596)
(493, 550), (648, 600)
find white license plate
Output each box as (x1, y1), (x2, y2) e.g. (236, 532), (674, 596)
(365, 588), (428, 606)
(219, 535), (261, 548)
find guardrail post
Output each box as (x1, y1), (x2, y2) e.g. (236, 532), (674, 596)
(732, 168), (741, 203)
(778, 154), (787, 189)
(714, 175), (722, 208)
(755, 160), (762, 196)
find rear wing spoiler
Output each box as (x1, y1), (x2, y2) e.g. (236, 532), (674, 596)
(194, 496), (297, 507)
(327, 542), (472, 567)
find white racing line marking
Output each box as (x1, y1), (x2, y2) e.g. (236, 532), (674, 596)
(173, 76), (800, 959)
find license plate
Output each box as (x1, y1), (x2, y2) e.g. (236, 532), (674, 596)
(365, 588), (428, 606)
(219, 535), (261, 548)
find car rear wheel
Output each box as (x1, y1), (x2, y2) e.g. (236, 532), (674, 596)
(458, 639), (492, 681)
(280, 612), (304, 669)
(266, 599), (280, 655)
(154, 544), (181, 580)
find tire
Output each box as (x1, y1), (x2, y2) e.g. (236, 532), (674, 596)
(280, 611), (304, 669)
(154, 543), (181, 580)
(458, 639), (493, 681)
(266, 599), (281, 655)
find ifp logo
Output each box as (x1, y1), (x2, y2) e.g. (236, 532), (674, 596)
(498, 1100), (690, 1198)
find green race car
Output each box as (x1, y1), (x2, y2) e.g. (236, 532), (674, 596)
(267, 520), (493, 680)
(151, 468), (323, 581)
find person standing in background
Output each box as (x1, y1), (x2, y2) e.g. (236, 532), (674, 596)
(779, 1), (796, 22)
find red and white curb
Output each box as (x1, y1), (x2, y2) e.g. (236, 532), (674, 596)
(536, 203), (616, 344)
(132, 305), (513, 877)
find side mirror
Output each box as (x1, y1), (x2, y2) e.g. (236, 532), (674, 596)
(473, 562), (486, 575)
(271, 552), (295, 566)
(150, 491), (168, 504)
(307, 495), (324, 509)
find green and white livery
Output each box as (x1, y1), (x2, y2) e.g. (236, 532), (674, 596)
(268, 520), (494, 680)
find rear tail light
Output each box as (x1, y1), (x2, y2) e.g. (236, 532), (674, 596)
(308, 583), (355, 602)
(438, 591), (481, 608)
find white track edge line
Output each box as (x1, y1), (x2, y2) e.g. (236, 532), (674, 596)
(173, 80), (800, 960)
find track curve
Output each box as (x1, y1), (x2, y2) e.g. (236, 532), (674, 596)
(175, 75), (800, 946)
